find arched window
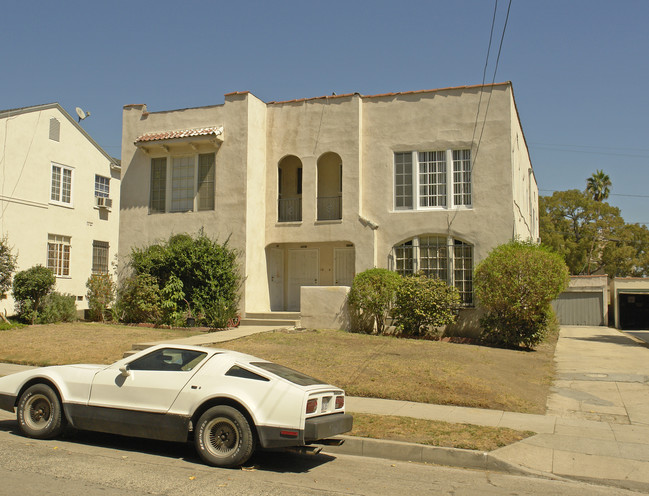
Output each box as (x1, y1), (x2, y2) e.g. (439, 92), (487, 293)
(317, 152), (342, 220)
(390, 235), (473, 305)
(278, 155), (302, 222)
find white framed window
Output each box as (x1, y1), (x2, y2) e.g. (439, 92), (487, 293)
(418, 151), (447, 208)
(394, 149), (472, 210)
(92, 240), (109, 274)
(95, 175), (110, 198)
(390, 235), (473, 305)
(149, 153), (215, 214)
(50, 163), (74, 206)
(47, 234), (71, 277)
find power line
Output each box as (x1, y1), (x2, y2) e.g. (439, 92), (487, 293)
(472, 0), (512, 170)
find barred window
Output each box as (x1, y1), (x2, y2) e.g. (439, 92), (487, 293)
(150, 157), (167, 213)
(171, 156), (194, 212)
(150, 153), (216, 214)
(47, 234), (71, 277)
(92, 241), (109, 274)
(197, 153), (215, 211)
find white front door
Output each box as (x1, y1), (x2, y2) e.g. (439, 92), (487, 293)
(268, 248), (284, 311)
(288, 249), (319, 311)
(334, 248), (355, 286)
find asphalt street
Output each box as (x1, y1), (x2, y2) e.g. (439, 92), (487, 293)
(0, 410), (643, 496)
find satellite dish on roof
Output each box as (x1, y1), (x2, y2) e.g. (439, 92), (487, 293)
(76, 107), (91, 122)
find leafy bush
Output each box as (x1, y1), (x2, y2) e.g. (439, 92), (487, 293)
(199, 296), (239, 329)
(115, 274), (161, 324)
(347, 268), (402, 333)
(0, 235), (17, 298)
(123, 231), (241, 326)
(37, 292), (77, 323)
(474, 240), (570, 349)
(392, 273), (460, 337)
(12, 265), (56, 324)
(86, 273), (116, 322)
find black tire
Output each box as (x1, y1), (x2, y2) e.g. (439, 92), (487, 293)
(194, 405), (254, 468)
(17, 384), (65, 439)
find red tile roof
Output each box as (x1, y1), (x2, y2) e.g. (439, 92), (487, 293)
(135, 126), (223, 144)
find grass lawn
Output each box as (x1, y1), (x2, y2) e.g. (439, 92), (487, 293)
(0, 322), (203, 366)
(216, 328), (557, 414)
(0, 322), (551, 450)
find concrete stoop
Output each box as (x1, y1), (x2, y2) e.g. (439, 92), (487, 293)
(240, 312), (301, 327)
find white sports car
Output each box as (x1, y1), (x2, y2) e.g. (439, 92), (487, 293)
(0, 344), (353, 467)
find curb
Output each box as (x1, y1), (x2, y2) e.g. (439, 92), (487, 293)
(322, 436), (544, 477)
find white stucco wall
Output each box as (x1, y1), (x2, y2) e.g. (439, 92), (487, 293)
(119, 83), (537, 319)
(0, 104), (120, 316)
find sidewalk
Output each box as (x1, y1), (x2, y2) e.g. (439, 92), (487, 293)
(2, 325), (649, 491)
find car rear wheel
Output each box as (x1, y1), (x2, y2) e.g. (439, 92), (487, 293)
(194, 405), (254, 468)
(17, 384), (65, 439)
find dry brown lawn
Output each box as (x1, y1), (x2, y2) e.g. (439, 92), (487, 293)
(216, 328), (558, 414)
(351, 413), (534, 451)
(0, 323), (546, 449)
(0, 322), (202, 365)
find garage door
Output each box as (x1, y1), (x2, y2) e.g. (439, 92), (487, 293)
(619, 293), (649, 330)
(552, 292), (604, 326)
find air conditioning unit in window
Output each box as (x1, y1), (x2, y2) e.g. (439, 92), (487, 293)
(95, 197), (112, 209)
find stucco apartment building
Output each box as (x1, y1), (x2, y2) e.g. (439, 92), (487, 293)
(0, 104), (120, 316)
(119, 82), (538, 325)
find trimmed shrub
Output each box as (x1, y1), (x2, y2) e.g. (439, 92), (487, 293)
(86, 273), (116, 322)
(392, 273), (460, 337)
(347, 268), (402, 333)
(38, 292), (77, 323)
(12, 265), (56, 324)
(115, 274), (161, 324)
(474, 240), (570, 349)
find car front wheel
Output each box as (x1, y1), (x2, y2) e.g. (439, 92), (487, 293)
(17, 384), (65, 439)
(194, 405), (254, 468)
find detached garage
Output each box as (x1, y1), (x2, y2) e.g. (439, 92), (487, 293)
(611, 278), (649, 330)
(552, 276), (608, 326)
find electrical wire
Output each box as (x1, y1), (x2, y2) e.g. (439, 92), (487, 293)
(473, 0), (512, 171)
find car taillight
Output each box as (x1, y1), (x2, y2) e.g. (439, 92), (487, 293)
(306, 398), (318, 414)
(335, 395), (344, 409)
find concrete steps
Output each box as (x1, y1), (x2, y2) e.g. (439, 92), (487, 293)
(240, 312), (301, 327)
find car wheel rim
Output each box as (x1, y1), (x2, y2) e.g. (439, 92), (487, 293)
(204, 417), (239, 458)
(25, 394), (52, 430)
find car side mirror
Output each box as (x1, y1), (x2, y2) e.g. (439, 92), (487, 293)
(119, 365), (131, 377)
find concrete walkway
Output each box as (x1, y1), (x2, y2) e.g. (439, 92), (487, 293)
(2, 324), (649, 491)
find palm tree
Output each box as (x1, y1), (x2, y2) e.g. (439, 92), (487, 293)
(586, 170), (611, 202)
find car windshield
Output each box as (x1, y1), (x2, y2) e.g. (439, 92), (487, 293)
(250, 362), (324, 386)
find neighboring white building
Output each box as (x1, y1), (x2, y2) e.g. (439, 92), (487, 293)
(119, 83), (538, 329)
(0, 103), (120, 316)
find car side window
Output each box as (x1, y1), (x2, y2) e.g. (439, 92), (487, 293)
(129, 349), (207, 372)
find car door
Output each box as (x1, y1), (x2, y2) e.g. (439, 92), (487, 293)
(88, 348), (207, 414)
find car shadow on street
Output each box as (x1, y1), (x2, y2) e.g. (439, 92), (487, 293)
(568, 333), (646, 347)
(0, 419), (335, 473)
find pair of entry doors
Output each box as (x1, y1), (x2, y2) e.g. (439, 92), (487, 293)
(269, 248), (354, 311)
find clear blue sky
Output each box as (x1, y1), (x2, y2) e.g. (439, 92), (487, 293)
(3, 0), (648, 224)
